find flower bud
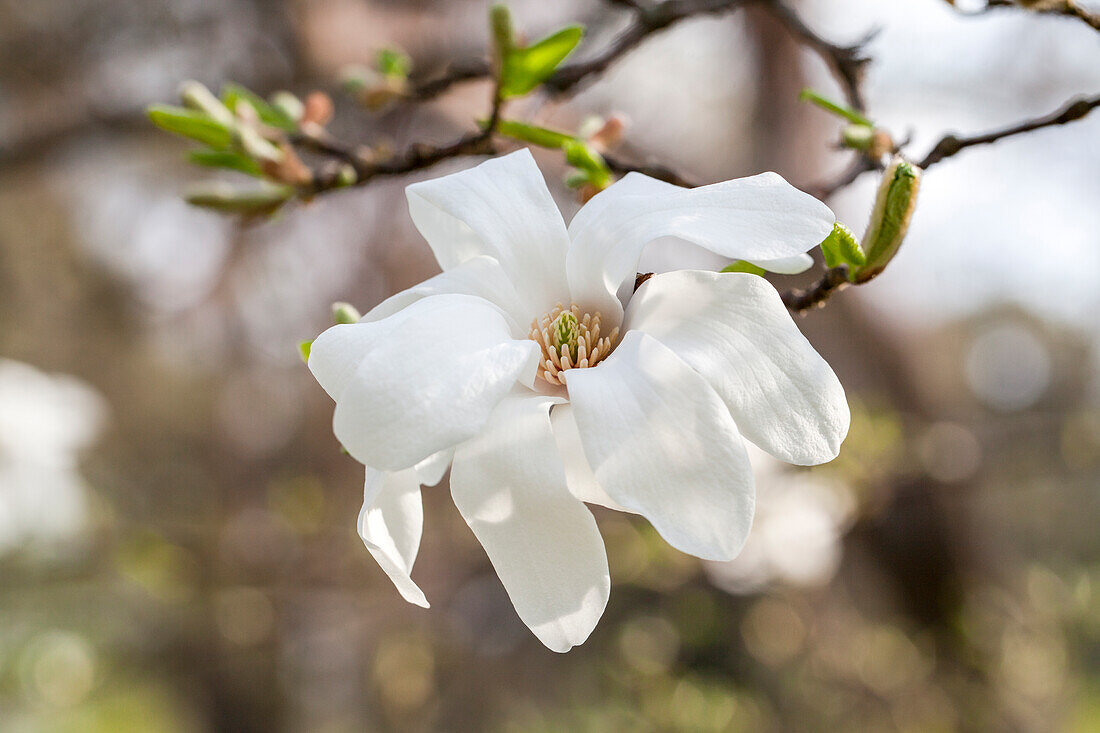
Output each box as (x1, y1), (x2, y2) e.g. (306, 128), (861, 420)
(302, 92), (334, 127)
(331, 302), (362, 325)
(584, 114), (627, 152)
(852, 156), (921, 283)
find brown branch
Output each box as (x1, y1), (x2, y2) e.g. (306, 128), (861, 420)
(756, 0), (874, 112)
(409, 0), (748, 101)
(297, 130), (500, 195)
(781, 266), (850, 313)
(784, 92), (1100, 314)
(950, 0), (1100, 32)
(602, 151), (702, 187)
(805, 155), (881, 200)
(917, 93), (1100, 168)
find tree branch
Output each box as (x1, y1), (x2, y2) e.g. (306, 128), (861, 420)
(784, 92), (1100, 314)
(756, 0), (874, 112)
(409, 0), (748, 101)
(950, 0), (1100, 33)
(782, 266), (851, 313)
(917, 92), (1100, 168)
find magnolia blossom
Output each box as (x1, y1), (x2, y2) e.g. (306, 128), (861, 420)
(308, 149), (849, 652)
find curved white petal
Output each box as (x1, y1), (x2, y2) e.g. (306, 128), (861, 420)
(415, 448), (454, 487)
(325, 294), (539, 470)
(450, 393), (610, 652)
(406, 149), (570, 319)
(565, 330), (755, 561)
(566, 172), (834, 322)
(309, 314), (403, 403)
(359, 467), (428, 608)
(747, 253), (814, 274)
(360, 255), (529, 334)
(625, 270), (849, 465)
(549, 404), (629, 513)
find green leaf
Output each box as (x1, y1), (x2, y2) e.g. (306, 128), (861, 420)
(819, 222), (865, 268)
(188, 150), (264, 177)
(720, 261), (767, 276)
(562, 140), (604, 173)
(331, 302), (361, 325)
(220, 83), (297, 131)
(563, 140), (611, 187)
(499, 25), (584, 98)
(185, 181), (294, 214)
(496, 119), (575, 148)
(377, 48), (411, 78)
(298, 340), (313, 363)
(799, 88), (873, 127)
(147, 105), (233, 149)
(563, 170), (590, 190)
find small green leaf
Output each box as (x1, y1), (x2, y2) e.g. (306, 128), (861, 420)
(563, 140), (610, 188)
(563, 170), (590, 190)
(185, 181), (294, 214)
(147, 105), (233, 149)
(563, 140), (604, 173)
(720, 261), (767, 276)
(179, 81), (234, 126)
(331, 302), (361, 325)
(298, 340), (313, 363)
(377, 48), (411, 78)
(799, 88), (873, 127)
(499, 25), (584, 98)
(188, 149), (264, 177)
(496, 119), (575, 148)
(819, 222), (865, 268)
(221, 83), (297, 131)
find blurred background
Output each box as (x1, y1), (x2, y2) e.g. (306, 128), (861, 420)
(2, 0), (1100, 730)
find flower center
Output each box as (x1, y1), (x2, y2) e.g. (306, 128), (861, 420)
(530, 303), (620, 385)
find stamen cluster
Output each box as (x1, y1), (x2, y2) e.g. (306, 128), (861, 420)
(530, 303), (620, 385)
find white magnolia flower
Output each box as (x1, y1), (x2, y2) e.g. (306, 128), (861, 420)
(308, 149), (849, 652)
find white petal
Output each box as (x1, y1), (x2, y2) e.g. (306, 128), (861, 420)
(406, 149), (570, 318)
(359, 467), (428, 608)
(566, 172), (834, 322)
(360, 255), (529, 334)
(625, 270), (850, 465)
(549, 404), (629, 513)
(415, 448), (453, 487)
(747, 253), (814, 274)
(450, 393), (610, 652)
(308, 315), (402, 403)
(565, 330), (755, 561)
(328, 294), (540, 470)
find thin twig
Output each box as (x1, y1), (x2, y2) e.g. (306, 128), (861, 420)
(602, 151), (702, 187)
(950, 0), (1100, 32)
(805, 155), (881, 200)
(409, 0), (748, 100)
(757, 0), (874, 112)
(784, 93), (1100, 313)
(782, 266), (850, 313)
(917, 93), (1100, 168)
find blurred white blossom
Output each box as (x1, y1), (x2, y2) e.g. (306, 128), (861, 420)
(705, 444), (856, 594)
(0, 360), (107, 553)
